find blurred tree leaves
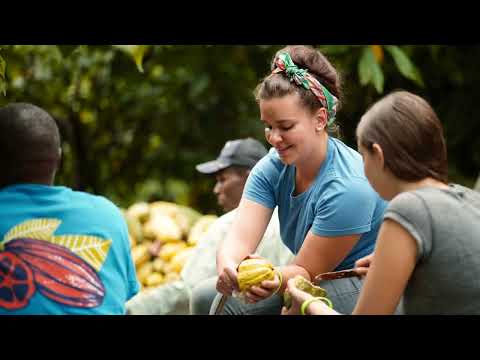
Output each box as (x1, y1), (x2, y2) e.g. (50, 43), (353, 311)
(113, 45), (151, 73)
(0, 49), (6, 96)
(385, 45), (424, 87)
(322, 45), (423, 94)
(358, 46), (385, 93)
(0, 45), (478, 212)
(58, 45), (81, 59)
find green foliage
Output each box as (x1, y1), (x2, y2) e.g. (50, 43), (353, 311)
(0, 52), (6, 96)
(113, 45), (151, 73)
(0, 45), (478, 214)
(358, 46), (384, 93)
(57, 45), (81, 58)
(385, 45), (424, 87)
(0, 54), (5, 78)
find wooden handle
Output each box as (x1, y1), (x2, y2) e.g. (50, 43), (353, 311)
(213, 295), (228, 315)
(314, 269), (359, 284)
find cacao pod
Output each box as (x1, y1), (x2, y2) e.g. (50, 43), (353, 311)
(237, 258), (275, 292)
(283, 276), (327, 309)
(145, 272), (164, 287)
(159, 242), (187, 262)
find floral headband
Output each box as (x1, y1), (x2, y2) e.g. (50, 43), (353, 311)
(272, 52), (338, 125)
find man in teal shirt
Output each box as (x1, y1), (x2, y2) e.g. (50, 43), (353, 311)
(0, 103), (139, 314)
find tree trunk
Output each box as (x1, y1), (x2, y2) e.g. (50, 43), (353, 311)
(69, 112), (97, 193)
(475, 173), (480, 192)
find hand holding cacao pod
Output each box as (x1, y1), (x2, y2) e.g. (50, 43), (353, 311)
(216, 264), (239, 296)
(237, 258), (276, 292)
(283, 275), (328, 310)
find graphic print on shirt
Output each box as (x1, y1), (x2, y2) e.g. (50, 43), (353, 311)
(0, 218), (112, 310)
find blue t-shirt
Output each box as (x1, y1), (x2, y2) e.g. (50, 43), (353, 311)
(244, 137), (388, 270)
(0, 184), (139, 315)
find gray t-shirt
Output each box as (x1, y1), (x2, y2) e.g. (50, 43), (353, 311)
(384, 184), (480, 315)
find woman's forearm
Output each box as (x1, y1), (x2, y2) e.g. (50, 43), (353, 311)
(307, 301), (341, 315)
(216, 236), (252, 274)
(216, 199), (274, 274)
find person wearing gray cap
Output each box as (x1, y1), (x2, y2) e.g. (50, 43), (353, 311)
(126, 138), (294, 315)
(197, 138), (270, 173)
(196, 138), (270, 212)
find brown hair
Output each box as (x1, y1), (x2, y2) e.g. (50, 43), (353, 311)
(357, 91), (448, 183)
(255, 45), (342, 137)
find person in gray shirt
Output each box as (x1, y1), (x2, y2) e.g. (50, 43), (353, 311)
(282, 90), (480, 315)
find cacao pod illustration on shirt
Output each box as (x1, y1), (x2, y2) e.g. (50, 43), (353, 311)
(0, 218), (111, 311)
(0, 252), (36, 310)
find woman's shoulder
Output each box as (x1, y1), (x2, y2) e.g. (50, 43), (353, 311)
(416, 184), (480, 209)
(387, 191), (426, 214)
(449, 183), (480, 203)
(329, 137), (362, 159)
(387, 184), (480, 216)
(318, 170), (373, 199)
(327, 138), (366, 179)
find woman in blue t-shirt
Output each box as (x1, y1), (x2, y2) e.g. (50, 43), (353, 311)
(213, 45), (388, 315)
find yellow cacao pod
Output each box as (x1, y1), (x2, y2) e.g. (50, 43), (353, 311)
(137, 262), (154, 285)
(145, 272), (165, 287)
(237, 258), (275, 292)
(159, 242), (188, 262)
(131, 243), (151, 268)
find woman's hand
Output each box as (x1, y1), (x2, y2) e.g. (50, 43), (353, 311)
(281, 277), (337, 315)
(354, 253), (374, 277)
(237, 253), (280, 304)
(216, 254), (270, 297)
(244, 268), (281, 304)
(216, 262), (239, 296)
(281, 277), (314, 315)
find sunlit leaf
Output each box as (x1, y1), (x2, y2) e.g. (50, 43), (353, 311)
(0, 54), (5, 79)
(371, 45), (384, 63)
(371, 61), (384, 93)
(358, 46), (384, 93)
(385, 45), (424, 87)
(113, 45), (150, 73)
(132, 46), (149, 73)
(0, 79), (6, 96)
(358, 47), (372, 85)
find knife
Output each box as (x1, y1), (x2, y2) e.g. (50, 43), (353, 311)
(314, 269), (360, 285)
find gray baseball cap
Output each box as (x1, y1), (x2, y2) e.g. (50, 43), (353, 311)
(196, 138), (268, 174)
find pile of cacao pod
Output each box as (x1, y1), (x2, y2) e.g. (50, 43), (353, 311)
(122, 201), (217, 292)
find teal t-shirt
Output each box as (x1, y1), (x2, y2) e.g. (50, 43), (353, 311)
(0, 184), (139, 315)
(243, 137), (388, 270)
